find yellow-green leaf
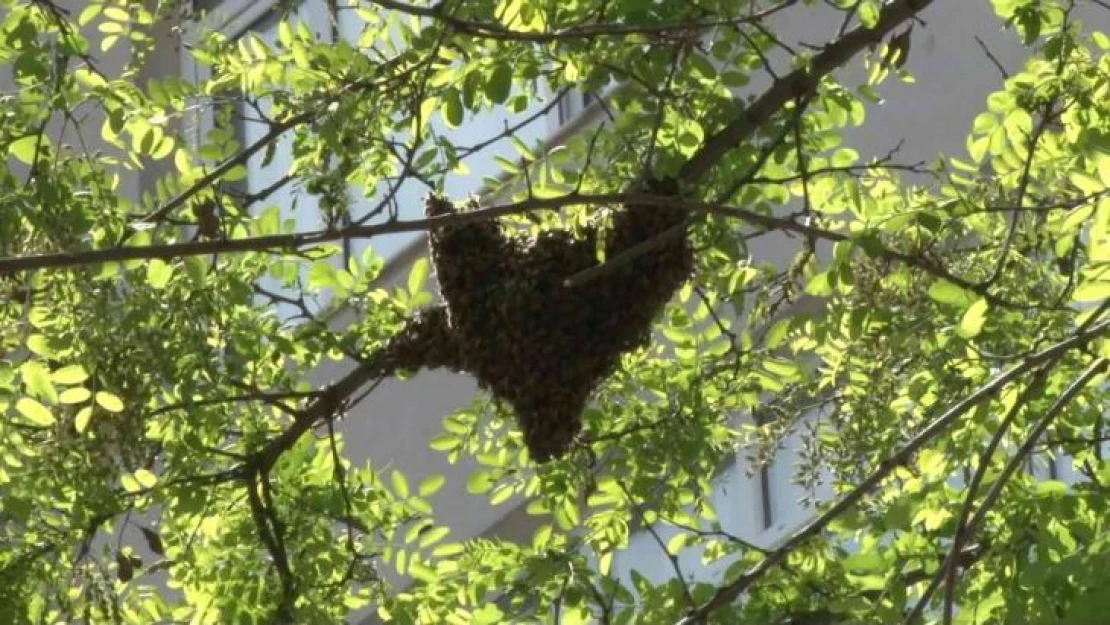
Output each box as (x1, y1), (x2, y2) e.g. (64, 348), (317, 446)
(59, 387), (92, 404)
(146, 259), (173, 289)
(16, 397), (55, 427)
(20, 361), (57, 403)
(467, 470), (496, 494)
(7, 136), (39, 165)
(407, 258), (429, 295)
(666, 532), (688, 555)
(95, 391), (125, 413)
(418, 474), (445, 497)
(1073, 281), (1110, 303)
(418, 526), (450, 549)
(133, 469), (157, 489)
(52, 365), (89, 385)
(75, 406), (93, 433)
(26, 334), (52, 358)
(928, 280), (976, 308)
(390, 470), (409, 498)
(958, 298), (989, 338)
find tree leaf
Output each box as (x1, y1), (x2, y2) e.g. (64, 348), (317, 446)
(418, 474), (445, 497)
(133, 469), (157, 489)
(74, 406), (93, 433)
(16, 397), (54, 426)
(957, 298), (989, 338)
(485, 63), (512, 104)
(140, 527), (165, 556)
(7, 136), (38, 165)
(390, 470), (410, 498)
(442, 88), (463, 128)
(95, 391), (124, 413)
(51, 365), (89, 385)
(928, 280), (976, 308)
(146, 259), (174, 289)
(408, 258), (429, 296)
(21, 361), (57, 403)
(59, 387), (92, 404)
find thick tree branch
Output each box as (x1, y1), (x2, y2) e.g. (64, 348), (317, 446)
(246, 306), (458, 474)
(367, 0), (798, 43)
(1, 191), (1048, 313)
(678, 0), (936, 185)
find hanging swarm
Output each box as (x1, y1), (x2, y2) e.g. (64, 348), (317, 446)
(391, 185), (691, 462)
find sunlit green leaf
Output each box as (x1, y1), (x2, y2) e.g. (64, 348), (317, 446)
(16, 397), (54, 426)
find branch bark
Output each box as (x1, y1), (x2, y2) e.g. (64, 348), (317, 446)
(245, 306), (458, 474)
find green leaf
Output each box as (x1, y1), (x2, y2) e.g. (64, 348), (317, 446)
(77, 4), (102, 26)
(928, 280), (976, 308)
(858, 0), (881, 28)
(666, 532), (687, 555)
(16, 397), (55, 426)
(1073, 281), (1110, 303)
(51, 365), (89, 385)
(485, 63), (512, 104)
(390, 470), (410, 498)
(7, 136), (39, 165)
(418, 526), (450, 548)
(21, 361), (57, 403)
(429, 433), (459, 451)
(805, 271), (835, 296)
(407, 258), (429, 295)
(59, 387), (92, 404)
(467, 470), (496, 494)
(957, 298), (989, 338)
(95, 391), (125, 413)
(844, 551), (885, 573)
(473, 604), (505, 625)
(121, 474), (141, 493)
(442, 88), (463, 128)
(74, 406), (93, 433)
(418, 474), (445, 497)
(308, 261), (337, 289)
(146, 259), (173, 289)
(134, 469), (158, 489)
(25, 334), (53, 358)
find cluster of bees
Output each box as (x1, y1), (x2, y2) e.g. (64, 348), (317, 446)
(381, 190), (692, 463)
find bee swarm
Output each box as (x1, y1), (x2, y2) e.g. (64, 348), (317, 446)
(377, 187), (692, 463)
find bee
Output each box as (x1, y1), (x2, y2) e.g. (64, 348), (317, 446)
(392, 187), (692, 462)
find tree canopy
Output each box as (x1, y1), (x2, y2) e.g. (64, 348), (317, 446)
(1, 0), (1109, 623)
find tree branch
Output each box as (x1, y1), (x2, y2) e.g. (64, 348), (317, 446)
(676, 315), (1110, 625)
(906, 357), (1108, 624)
(678, 0), (936, 185)
(2, 190), (1050, 312)
(245, 305), (458, 475)
(366, 0), (798, 43)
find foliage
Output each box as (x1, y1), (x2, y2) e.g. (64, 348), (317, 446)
(0, 0), (1108, 623)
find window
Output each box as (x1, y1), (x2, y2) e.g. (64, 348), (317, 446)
(556, 90), (595, 127)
